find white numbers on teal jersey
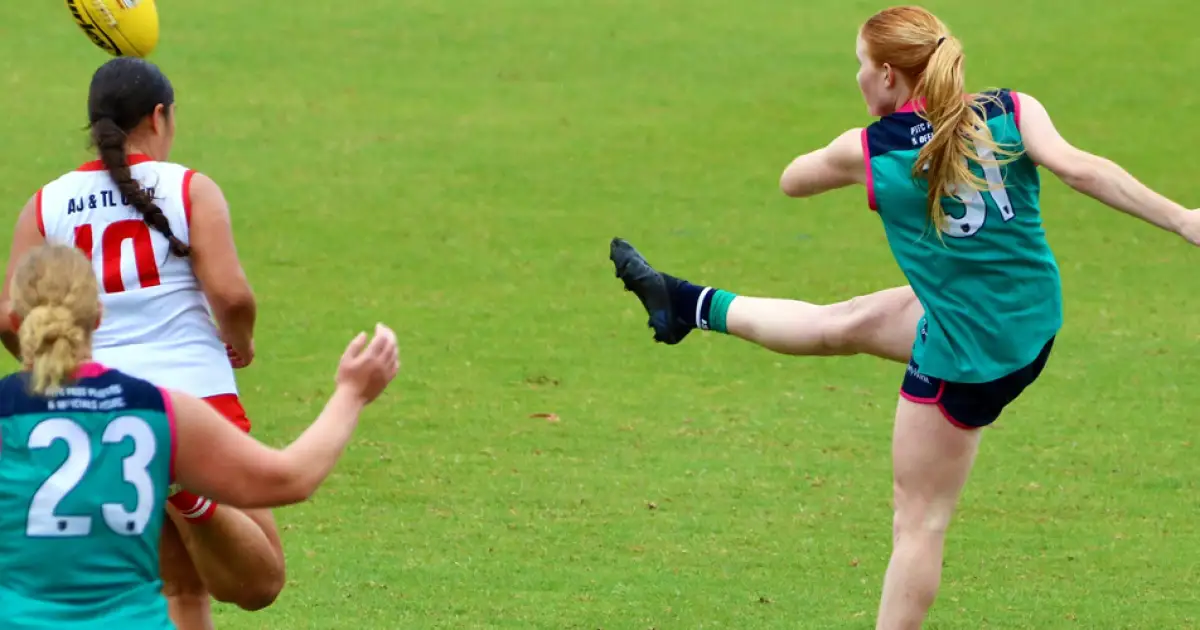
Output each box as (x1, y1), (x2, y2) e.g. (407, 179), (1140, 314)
(26, 419), (93, 537)
(20, 416), (159, 538)
(942, 147), (1015, 238)
(101, 417), (158, 535)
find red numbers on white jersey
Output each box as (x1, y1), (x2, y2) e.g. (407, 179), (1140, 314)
(73, 220), (161, 294)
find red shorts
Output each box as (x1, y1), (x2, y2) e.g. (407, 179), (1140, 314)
(202, 394), (252, 433)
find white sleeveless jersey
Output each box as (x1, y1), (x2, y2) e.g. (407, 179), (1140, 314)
(37, 155), (237, 398)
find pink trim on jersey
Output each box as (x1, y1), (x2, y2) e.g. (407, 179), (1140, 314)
(34, 189), (44, 236)
(860, 129), (879, 212)
(1010, 91), (1023, 128)
(182, 170), (196, 226)
(895, 99), (925, 114)
(77, 154), (155, 172)
(159, 387), (178, 483)
(72, 361), (109, 379)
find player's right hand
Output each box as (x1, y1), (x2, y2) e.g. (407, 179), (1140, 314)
(226, 342), (254, 369)
(335, 324), (400, 404)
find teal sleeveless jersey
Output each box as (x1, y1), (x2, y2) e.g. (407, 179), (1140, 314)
(0, 363), (175, 629)
(863, 89), (1062, 383)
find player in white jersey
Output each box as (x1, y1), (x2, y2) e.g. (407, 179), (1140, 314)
(0, 57), (284, 629)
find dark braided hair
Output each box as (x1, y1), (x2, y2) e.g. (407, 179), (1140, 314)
(87, 57), (189, 257)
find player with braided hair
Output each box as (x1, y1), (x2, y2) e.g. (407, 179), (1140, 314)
(0, 57), (278, 629)
(89, 117), (190, 259)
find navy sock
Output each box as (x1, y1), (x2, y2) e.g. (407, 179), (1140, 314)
(669, 279), (738, 332)
(669, 279), (715, 330)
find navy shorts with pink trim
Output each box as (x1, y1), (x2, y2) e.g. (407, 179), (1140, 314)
(901, 335), (1055, 429)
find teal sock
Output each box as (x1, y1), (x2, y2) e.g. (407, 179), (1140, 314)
(706, 289), (738, 333)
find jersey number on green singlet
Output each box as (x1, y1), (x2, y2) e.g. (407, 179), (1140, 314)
(942, 148), (1015, 238)
(17, 416), (158, 538)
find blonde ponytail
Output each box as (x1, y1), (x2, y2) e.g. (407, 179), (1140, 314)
(10, 245), (100, 396)
(20, 305), (86, 395)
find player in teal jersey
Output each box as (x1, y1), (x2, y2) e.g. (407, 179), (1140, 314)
(610, 5), (1200, 629)
(0, 245), (400, 629)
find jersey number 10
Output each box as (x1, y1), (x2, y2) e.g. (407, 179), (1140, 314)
(12, 416), (158, 538)
(74, 220), (161, 294)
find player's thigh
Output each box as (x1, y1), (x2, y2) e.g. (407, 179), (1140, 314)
(862, 285), (922, 332)
(892, 286), (923, 333)
(846, 285), (922, 362)
(202, 394), (282, 557)
(889, 338), (1056, 528)
(891, 396), (982, 531)
(245, 507), (284, 559)
(158, 392), (255, 587)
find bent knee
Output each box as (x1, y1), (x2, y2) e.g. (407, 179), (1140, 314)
(892, 509), (953, 542)
(210, 570), (285, 611)
(892, 490), (956, 540)
(823, 296), (883, 354)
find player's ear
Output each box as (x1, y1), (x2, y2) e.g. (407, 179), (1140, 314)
(149, 103), (167, 134)
(882, 63), (895, 88)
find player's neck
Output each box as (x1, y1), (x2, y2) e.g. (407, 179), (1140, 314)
(893, 92), (917, 113)
(124, 139), (164, 163)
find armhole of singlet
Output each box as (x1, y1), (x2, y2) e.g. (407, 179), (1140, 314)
(1009, 92), (1037, 167)
(182, 169), (196, 227)
(159, 387), (178, 484)
(860, 128), (878, 212)
(35, 188), (45, 236)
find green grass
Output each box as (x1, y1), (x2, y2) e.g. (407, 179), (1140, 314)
(4, 1), (1200, 628)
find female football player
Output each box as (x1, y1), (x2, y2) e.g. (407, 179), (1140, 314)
(611, 5), (1200, 629)
(0, 57), (283, 629)
(0, 244), (399, 629)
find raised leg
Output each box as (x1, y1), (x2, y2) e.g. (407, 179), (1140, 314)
(725, 287), (920, 363)
(610, 237), (922, 363)
(159, 504), (285, 630)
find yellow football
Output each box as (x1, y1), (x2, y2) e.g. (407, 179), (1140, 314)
(65, 0), (159, 58)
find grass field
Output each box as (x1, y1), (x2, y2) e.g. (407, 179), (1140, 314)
(4, 1), (1200, 628)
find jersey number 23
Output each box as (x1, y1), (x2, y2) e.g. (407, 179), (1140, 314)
(8, 416), (158, 538)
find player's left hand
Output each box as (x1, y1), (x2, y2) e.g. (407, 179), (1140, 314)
(336, 323), (401, 405)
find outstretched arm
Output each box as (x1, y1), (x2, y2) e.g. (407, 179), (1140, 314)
(1017, 92), (1197, 241)
(779, 128), (866, 198)
(172, 325), (400, 508)
(172, 388), (364, 509)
